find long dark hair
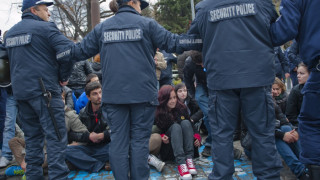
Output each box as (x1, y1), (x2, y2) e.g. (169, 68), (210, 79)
(155, 85), (188, 130)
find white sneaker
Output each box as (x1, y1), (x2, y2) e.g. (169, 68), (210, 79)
(186, 158), (197, 175)
(0, 156), (9, 168)
(178, 164), (192, 180)
(148, 154), (165, 172)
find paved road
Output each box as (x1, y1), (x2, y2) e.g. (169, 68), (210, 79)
(1, 141), (296, 180)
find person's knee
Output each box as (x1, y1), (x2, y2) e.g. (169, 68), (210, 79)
(180, 120), (192, 129)
(149, 133), (162, 155)
(280, 125), (292, 132)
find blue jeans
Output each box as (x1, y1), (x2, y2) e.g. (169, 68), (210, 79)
(66, 144), (109, 173)
(275, 125), (305, 177)
(195, 84), (212, 147)
(167, 121), (194, 164)
(2, 94), (18, 160)
(0, 88), (7, 150)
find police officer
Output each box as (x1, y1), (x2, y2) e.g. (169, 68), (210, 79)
(4, 0), (73, 179)
(56, 0), (200, 179)
(187, 0), (283, 179)
(270, 0), (320, 179)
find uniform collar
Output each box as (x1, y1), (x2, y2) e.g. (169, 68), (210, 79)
(116, 5), (141, 16)
(22, 12), (45, 22)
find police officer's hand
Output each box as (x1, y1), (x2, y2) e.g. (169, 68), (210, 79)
(162, 135), (169, 144)
(60, 80), (69, 86)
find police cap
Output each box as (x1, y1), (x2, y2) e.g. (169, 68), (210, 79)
(21, 0), (54, 12)
(117, 0), (149, 10)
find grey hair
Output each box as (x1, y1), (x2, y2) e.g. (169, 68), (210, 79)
(23, 5), (40, 14)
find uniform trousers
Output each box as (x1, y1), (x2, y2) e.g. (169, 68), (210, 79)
(299, 70), (320, 166)
(208, 87), (282, 180)
(18, 95), (69, 180)
(103, 103), (155, 180)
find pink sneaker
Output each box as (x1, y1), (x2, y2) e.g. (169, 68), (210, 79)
(178, 164), (192, 180)
(186, 158), (197, 175)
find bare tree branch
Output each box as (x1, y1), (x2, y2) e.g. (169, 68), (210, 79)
(54, 0), (86, 37)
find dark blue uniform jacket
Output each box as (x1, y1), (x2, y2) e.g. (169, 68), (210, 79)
(4, 13), (73, 100)
(270, 0), (320, 68)
(188, 0), (278, 90)
(57, 6), (201, 104)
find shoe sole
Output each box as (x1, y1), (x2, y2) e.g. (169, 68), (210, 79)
(189, 169), (197, 175)
(179, 175), (192, 180)
(157, 162), (165, 172)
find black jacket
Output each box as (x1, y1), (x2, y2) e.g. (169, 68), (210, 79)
(286, 84), (304, 127)
(184, 96), (203, 123)
(69, 102), (110, 146)
(274, 102), (291, 139)
(91, 62), (102, 81)
(274, 92), (288, 114)
(68, 61), (93, 89)
(183, 56), (207, 98)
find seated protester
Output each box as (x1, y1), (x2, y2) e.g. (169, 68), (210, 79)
(272, 104), (308, 179)
(174, 83), (203, 124)
(154, 85), (201, 180)
(66, 81), (110, 173)
(272, 77), (288, 114)
(175, 82), (243, 159)
(286, 63), (310, 127)
(74, 73), (100, 114)
(62, 86), (74, 109)
(7, 90), (88, 176)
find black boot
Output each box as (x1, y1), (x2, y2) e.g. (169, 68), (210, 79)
(307, 165), (320, 180)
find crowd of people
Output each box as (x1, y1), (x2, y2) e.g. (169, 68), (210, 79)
(0, 0), (319, 180)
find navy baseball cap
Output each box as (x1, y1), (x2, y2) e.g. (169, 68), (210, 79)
(21, 0), (54, 12)
(117, 0), (149, 10)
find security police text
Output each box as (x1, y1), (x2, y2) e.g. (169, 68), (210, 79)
(6, 34), (31, 48)
(104, 29), (142, 43)
(209, 3), (256, 22)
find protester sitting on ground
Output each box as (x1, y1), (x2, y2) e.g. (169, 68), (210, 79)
(286, 63), (310, 127)
(174, 83), (203, 125)
(74, 73), (100, 113)
(66, 81), (110, 173)
(271, 90), (308, 179)
(148, 133), (165, 172)
(6, 90), (89, 176)
(153, 85), (201, 180)
(272, 77), (288, 113)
